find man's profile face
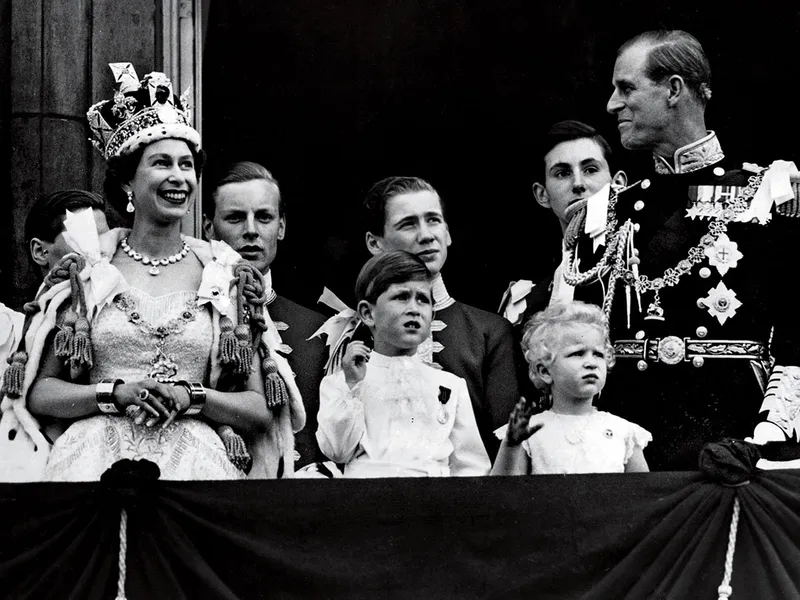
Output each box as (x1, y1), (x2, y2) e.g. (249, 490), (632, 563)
(45, 209), (110, 271)
(606, 42), (671, 151)
(535, 138), (612, 229)
(366, 190), (451, 277)
(204, 179), (285, 275)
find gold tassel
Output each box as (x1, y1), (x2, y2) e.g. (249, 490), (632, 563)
(262, 355), (289, 409)
(1, 351), (28, 399)
(219, 316), (238, 365)
(54, 308), (78, 359)
(217, 425), (253, 473)
(234, 324), (253, 375)
(71, 314), (93, 368)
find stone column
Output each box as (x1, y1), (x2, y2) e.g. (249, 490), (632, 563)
(8, 0), (157, 307)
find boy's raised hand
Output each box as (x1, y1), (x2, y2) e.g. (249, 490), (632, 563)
(505, 396), (544, 446)
(343, 341), (371, 389)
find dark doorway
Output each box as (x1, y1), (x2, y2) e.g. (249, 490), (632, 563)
(203, 0), (800, 311)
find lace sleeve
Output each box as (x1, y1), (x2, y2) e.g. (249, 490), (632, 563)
(624, 421), (653, 464)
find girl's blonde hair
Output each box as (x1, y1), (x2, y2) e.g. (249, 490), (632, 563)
(521, 301), (616, 391)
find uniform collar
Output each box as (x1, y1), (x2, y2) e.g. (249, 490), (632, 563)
(653, 130), (724, 175)
(431, 274), (455, 311)
(263, 268), (277, 305)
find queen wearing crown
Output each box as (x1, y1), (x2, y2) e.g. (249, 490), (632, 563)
(0, 63), (305, 481)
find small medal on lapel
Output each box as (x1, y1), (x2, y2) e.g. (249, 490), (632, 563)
(437, 385), (452, 424)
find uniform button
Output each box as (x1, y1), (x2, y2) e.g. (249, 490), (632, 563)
(635, 330), (646, 340)
(692, 356), (705, 368)
(713, 167), (725, 177)
(634, 200), (645, 211)
(695, 326), (708, 338)
(699, 267), (711, 279)
(633, 222), (641, 232)
(637, 360), (648, 371)
(641, 179), (651, 190)
(697, 298), (706, 309)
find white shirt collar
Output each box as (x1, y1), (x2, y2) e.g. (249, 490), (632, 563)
(263, 268), (277, 305)
(431, 274), (455, 311)
(369, 351), (423, 369)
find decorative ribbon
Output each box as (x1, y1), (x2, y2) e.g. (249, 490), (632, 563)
(744, 160), (797, 224)
(584, 183), (611, 252)
(498, 280), (534, 326)
(311, 287), (360, 375)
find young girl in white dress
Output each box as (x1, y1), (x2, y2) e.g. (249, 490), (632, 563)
(316, 251), (490, 478)
(491, 301), (651, 475)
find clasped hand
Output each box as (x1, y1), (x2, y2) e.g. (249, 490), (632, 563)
(114, 379), (191, 428)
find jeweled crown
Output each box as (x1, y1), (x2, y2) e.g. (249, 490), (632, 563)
(87, 62), (200, 160)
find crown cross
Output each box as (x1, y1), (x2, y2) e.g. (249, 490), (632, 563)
(86, 62), (199, 160)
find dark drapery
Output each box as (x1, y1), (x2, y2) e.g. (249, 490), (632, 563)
(3, 470), (800, 599)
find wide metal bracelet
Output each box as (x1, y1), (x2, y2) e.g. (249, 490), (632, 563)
(174, 380), (206, 415)
(96, 378), (124, 414)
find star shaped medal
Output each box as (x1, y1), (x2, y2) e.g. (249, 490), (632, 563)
(704, 233), (743, 276)
(699, 281), (742, 325)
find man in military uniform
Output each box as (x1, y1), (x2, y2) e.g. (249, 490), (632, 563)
(566, 30), (800, 470)
(499, 120), (626, 327)
(204, 162), (328, 470)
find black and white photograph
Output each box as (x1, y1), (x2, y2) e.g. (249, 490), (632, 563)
(2, 1), (800, 598)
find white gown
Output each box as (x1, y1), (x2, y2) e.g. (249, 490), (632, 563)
(43, 287), (244, 481)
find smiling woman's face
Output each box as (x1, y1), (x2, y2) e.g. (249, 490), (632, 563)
(125, 138), (197, 225)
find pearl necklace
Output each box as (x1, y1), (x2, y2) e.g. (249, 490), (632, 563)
(121, 237), (190, 276)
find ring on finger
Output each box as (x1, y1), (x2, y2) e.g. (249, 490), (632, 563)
(138, 389), (150, 401)
(126, 405), (141, 418)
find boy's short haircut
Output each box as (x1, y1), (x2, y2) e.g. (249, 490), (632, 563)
(355, 250), (432, 305)
(362, 176), (442, 237)
(521, 301), (616, 391)
(536, 120), (614, 179)
(24, 189), (106, 245)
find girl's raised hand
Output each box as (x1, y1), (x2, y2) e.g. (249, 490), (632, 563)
(342, 341), (371, 389)
(505, 396), (544, 446)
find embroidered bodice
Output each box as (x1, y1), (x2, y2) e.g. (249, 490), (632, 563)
(90, 287), (213, 384)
